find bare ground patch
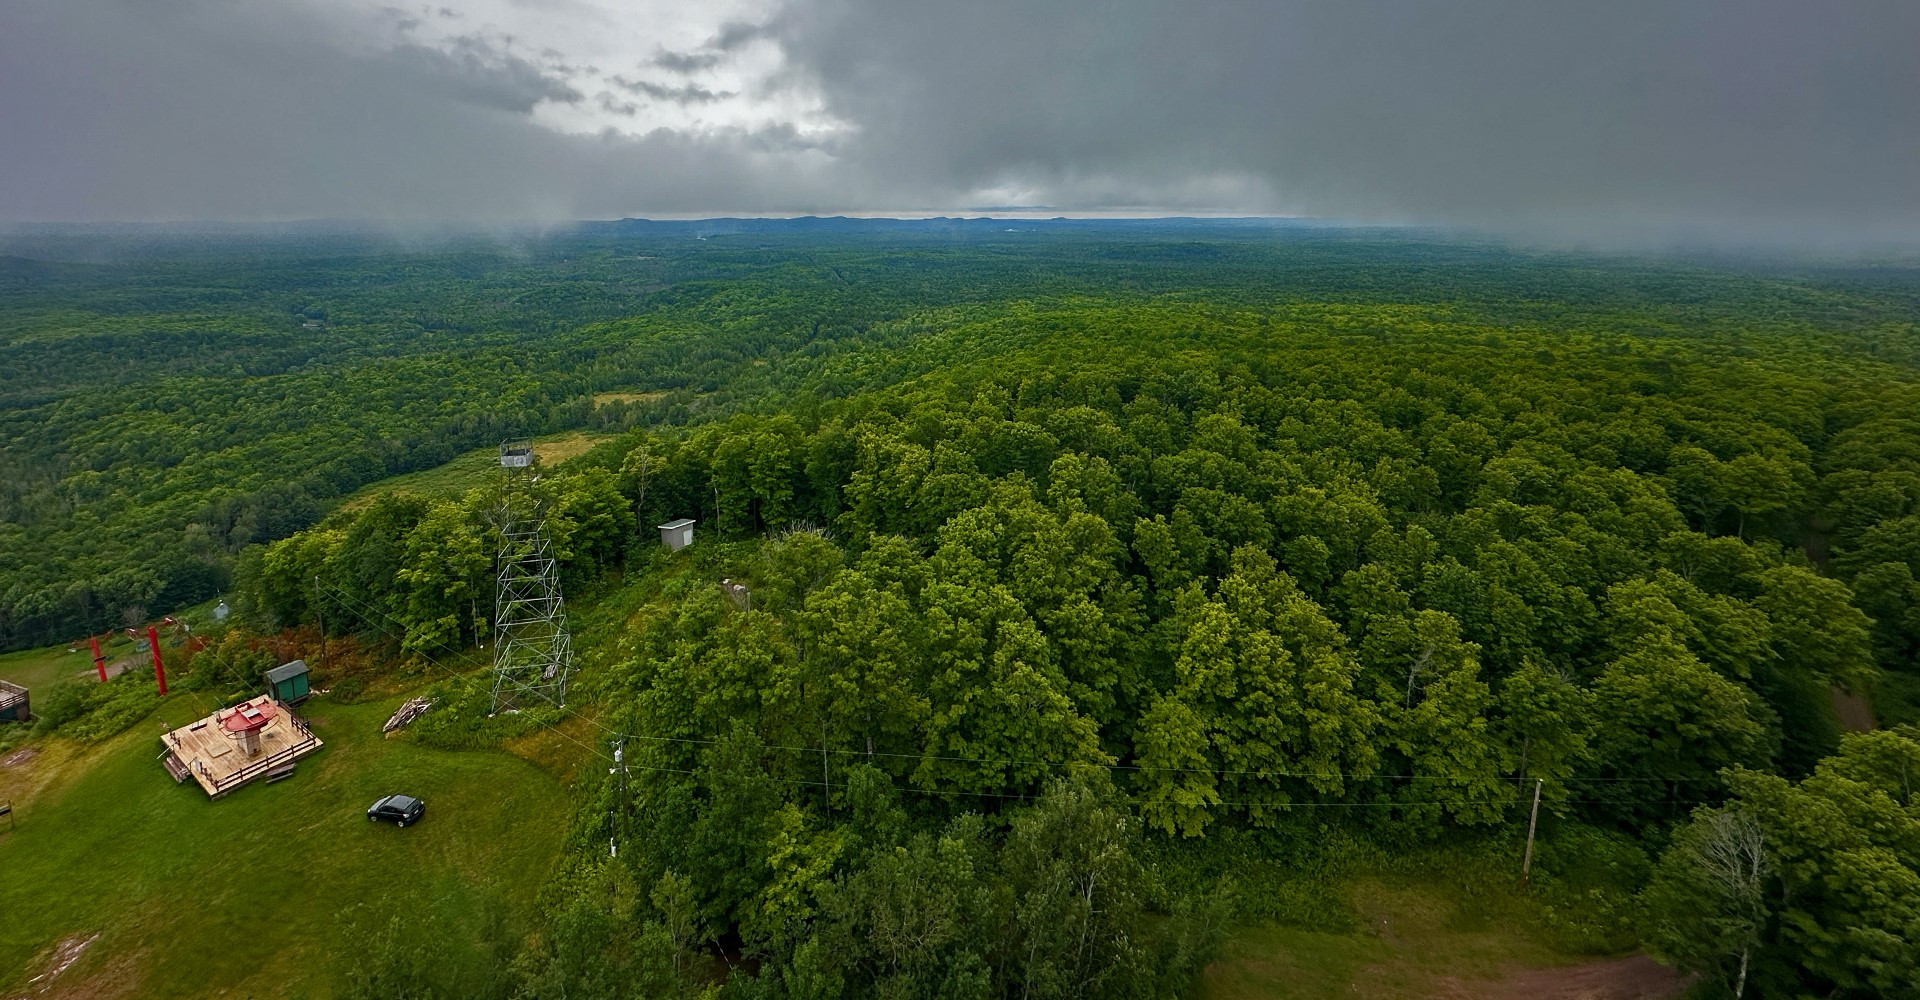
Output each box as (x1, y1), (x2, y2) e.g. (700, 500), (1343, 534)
(1426, 954), (1690, 1000)
(8, 934), (129, 1000)
(1833, 686), (1876, 732)
(11, 942), (144, 1000)
(0, 739), (101, 813)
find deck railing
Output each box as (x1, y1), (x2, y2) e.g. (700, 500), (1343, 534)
(0, 680), (27, 720)
(206, 714), (320, 796)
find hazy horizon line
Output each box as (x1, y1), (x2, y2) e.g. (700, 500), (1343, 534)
(5, 215), (1919, 263)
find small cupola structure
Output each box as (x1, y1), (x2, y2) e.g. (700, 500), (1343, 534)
(222, 699), (277, 758)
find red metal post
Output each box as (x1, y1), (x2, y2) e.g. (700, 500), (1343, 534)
(89, 635), (107, 682)
(147, 625), (167, 696)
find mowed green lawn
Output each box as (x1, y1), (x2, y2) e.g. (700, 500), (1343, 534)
(0, 694), (574, 998)
(0, 642), (101, 692)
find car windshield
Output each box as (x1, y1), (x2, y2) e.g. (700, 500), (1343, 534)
(391, 796), (417, 808)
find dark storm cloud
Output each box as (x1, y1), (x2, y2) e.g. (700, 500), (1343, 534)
(0, 0), (840, 222)
(393, 36), (584, 112)
(597, 92), (640, 117)
(652, 49), (724, 74)
(609, 77), (735, 105)
(643, 17), (779, 80)
(778, 0), (1920, 238)
(1, 0), (1917, 238)
(710, 19), (781, 52)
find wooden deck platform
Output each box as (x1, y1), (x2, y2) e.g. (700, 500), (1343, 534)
(160, 696), (323, 799)
(0, 679), (28, 724)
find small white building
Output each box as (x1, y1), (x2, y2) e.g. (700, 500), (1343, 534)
(659, 519), (696, 552)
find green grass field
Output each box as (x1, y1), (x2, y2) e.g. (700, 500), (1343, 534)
(339, 430), (613, 510)
(0, 643), (102, 692)
(0, 692), (575, 999)
(0, 661), (1688, 1000)
(1201, 881), (1689, 1000)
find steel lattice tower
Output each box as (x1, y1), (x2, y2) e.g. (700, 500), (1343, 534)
(490, 440), (574, 713)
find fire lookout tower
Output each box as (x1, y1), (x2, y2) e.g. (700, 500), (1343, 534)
(490, 440), (576, 713)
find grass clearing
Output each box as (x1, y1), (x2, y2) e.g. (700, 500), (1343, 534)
(1202, 881), (1550, 998)
(0, 692), (576, 999)
(339, 429), (614, 510)
(592, 390), (668, 406)
(1200, 880), (1686, 1000)
(0, 643), (100, 692)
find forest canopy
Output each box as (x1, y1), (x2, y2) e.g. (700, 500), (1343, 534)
(9, 221), (1920, 998)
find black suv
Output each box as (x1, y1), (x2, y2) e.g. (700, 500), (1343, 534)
(367, 794), (426, 826)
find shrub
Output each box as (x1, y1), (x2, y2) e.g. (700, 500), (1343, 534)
(328, 676), (368, 703)
(407, 679), (552, 751)
(32, 674), (159, 742)
(31, 681), (92, 735)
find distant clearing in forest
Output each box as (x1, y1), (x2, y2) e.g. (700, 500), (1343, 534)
(339, 429), (613, 509)
(592, 389), (669, 406)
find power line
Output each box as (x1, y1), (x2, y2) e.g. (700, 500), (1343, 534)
(615, 760), (1719, 812)
(308, 579), (616, 767)
(311, 580), (473, 664)
(303, 580), (1732, 807)
(617, 730), (1732, 785)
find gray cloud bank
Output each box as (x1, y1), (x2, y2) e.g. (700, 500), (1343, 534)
(3, 0), (1917, 242)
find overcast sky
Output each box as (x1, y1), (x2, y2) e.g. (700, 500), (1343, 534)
(2, 0), (1917, 239)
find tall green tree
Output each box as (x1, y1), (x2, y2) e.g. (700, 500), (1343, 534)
(1643, 808), (1774, 1000)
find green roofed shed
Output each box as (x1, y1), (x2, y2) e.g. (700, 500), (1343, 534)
(264, 660), (311, 705)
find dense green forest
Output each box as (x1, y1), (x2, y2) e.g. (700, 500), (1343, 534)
(7, 222), (1920, 998)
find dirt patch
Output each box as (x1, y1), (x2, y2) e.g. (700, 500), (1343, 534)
(15, 934), (101, 996)
(44, 934), (98, 981)
(2, 748), (38, 768)
(1833, 686), (1876, 732)
(1427, 954), (1690, 1000)
(12, 942), (143, 1000)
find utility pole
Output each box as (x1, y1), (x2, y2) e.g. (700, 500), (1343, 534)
(1521, 778), (1544, 886)
(311, 577), (331, 675)
(820, 719), (832, 818)
(610, 736), (628, 858)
